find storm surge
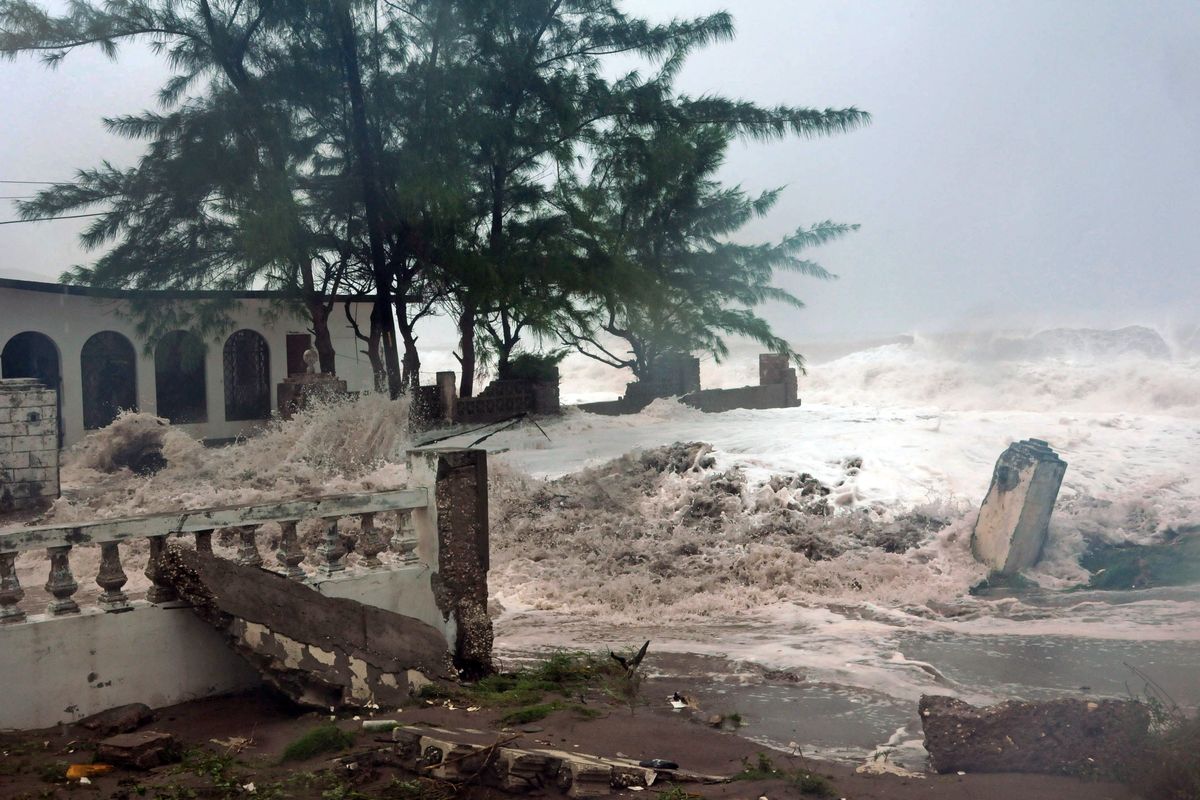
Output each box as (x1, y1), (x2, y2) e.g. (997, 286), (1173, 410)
(799, 326), (1200, 416)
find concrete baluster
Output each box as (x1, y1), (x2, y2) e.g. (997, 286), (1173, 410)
(391, 510), (419, 564)
(276, 520), (305, 579)
(145, 535), (177, 604)
(236, 525), (263, 567)
(194, 529), (213, 554)
(357, 512), (386, 568)
(96, 541), (131, 612)
(315, 517), (346, 577)
(44, 545), (80, 615)
(0, 551), (26, 624)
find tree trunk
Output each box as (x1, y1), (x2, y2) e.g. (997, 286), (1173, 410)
(396, 299), (421, 390)
(307, 299), (337, 374)
(458, 304), (476, 398)
(330, 0), (402, 397)
(495, 309), (518, 377)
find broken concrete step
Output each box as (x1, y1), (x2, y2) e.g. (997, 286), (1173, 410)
(95, 731), (180, 770)
(391, 724), (726, 797)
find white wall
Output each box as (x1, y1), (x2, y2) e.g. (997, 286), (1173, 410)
(0, 564), (450, 731)
(0, 284), (376, 446)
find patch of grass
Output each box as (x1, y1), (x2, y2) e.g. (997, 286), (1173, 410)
(499, 703), (562, 725)
(421, 650), (631, 711)
(1136, 710), (1200, 799)
(280, 724), (356, 763)
(499, 701), (606, 726)
(655, 786), (701, 800)
(1125, 664), (1200, 798)
(789, 770), (836, 797)
(34, 761), (67, 783)
(732, 753), (835, 797)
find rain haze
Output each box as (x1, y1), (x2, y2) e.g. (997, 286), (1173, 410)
(2, 3), (1200, 794)
(3, 1), (1198, 342)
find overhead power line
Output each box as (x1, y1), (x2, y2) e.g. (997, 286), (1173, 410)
(0, 212), (105, 225)
(0, 179), (77, 185)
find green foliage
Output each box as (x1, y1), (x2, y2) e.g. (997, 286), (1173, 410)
(420, 649), (636, 719)
(0, 1), (868, 390)
(498, 350), (567, 382)
(655, 786), (701, 800)
(732, 753), (835, 797)
(280, 724), (355, 763)
(560, 118), (857, 378)
(1125, 665), (1200, 799)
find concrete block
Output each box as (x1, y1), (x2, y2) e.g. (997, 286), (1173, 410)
(96, 731), (180, 769)
(28, 450), (56, 469)
(3, 451), (31, 470)
(10, 435), (38, 452)
(971, 439), (1067, 574)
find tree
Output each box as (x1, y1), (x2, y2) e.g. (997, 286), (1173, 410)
(560, 118), (857, 379)
(0, 0), (360, 373)
(3, 1), (869, 398)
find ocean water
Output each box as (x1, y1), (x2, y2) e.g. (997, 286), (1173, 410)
(475, 326), (1200, 766)
(26, 325), (1200, 766)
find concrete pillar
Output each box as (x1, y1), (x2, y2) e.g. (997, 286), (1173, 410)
(971, 439), (1067, 574)
(436, 371), (457, 423)
(0, 378), (60, 512)
(406, 448), (492, 677)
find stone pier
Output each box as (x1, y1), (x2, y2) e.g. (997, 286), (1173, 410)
(0, 378), (59, 513)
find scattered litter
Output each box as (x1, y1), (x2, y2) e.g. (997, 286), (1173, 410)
(79, 777), (91, 785)
(210, 736), (252, 754)
(66, 764), (114, 779)
(629, 787), (644, 792)
(466, 706), (481, 712)
(243, 782), (256, 793)
(639, 759), (679, 770)
(362, 720), (400, 732)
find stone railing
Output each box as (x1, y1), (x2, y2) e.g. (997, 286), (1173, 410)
(0, 487), (428, 624)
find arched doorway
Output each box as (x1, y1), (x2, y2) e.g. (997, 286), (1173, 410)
(154, 330), (207, 423)
(81, 331), (138, 430)
(1, 331), (63, 446)
(223, 329), (271, 421)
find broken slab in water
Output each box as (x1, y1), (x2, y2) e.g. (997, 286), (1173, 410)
(159, 546), (453, 709)
(971, 438), (1067, 575)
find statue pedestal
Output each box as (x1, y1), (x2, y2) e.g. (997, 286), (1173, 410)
(277, 372), (348, 419)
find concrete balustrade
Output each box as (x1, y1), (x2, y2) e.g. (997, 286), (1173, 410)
(0, 448), (490, 731)
(0, 487), (429, 622)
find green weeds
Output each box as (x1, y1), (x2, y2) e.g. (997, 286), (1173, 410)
(280, 723), (356, 763)
(732, 752), (835, 797)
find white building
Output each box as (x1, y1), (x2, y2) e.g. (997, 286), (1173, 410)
(0, 277), (376, 447)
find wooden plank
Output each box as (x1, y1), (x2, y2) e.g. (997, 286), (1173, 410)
(0, 488), (428, 552)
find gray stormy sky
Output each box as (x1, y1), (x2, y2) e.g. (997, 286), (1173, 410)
(1, 0), (1198, 342)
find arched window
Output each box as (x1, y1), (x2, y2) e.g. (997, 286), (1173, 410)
(223, 329), (271, 421)
(154, 330), (207, 423)
(81, 331), (138, 430)
(2, 331), (63, 446)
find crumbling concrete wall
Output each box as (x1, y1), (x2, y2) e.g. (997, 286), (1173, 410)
(579, 353), (800, 416)
(971, 438), (1067, 574)
(0, 378), (59, 513)
(409, 448), (493, 678)
(160, 547), (454, 708)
